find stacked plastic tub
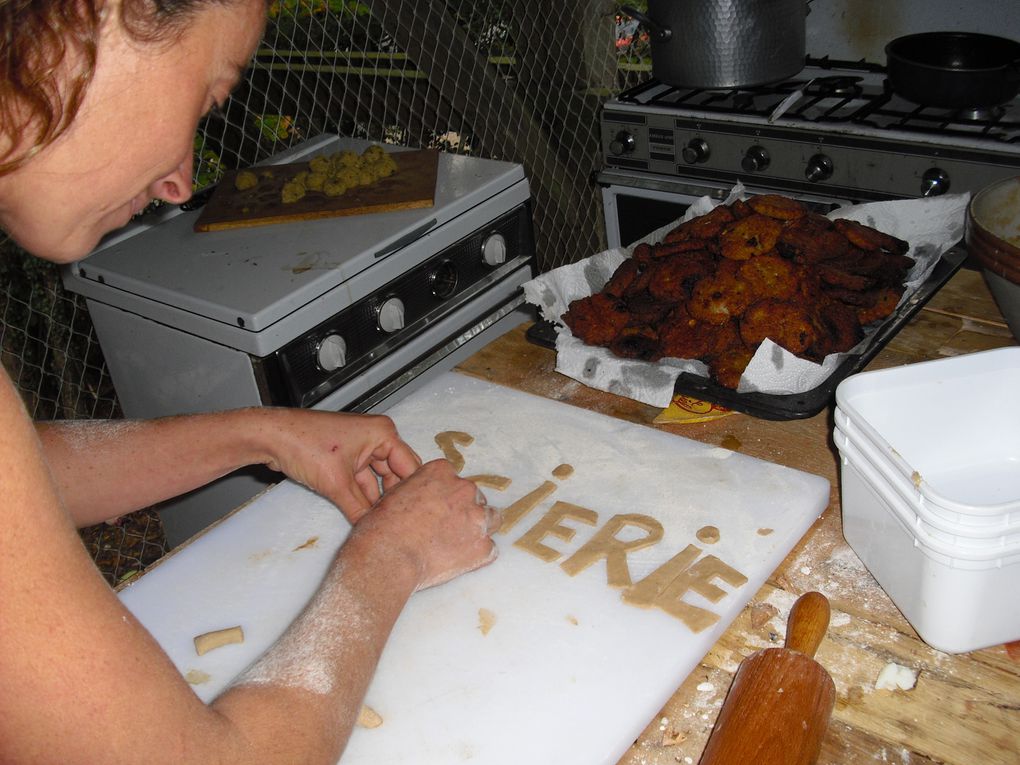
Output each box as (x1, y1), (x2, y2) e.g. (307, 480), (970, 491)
(833, 347), (1020, 653)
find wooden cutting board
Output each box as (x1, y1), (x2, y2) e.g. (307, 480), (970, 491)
(193, 148), (438, 232)
(118, 373), (829, 764)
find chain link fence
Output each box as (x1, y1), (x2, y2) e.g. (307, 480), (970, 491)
(1, 0), (651, 574)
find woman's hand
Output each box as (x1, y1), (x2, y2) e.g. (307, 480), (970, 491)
(255, 408), (422, 522)
(351, 459), (501, 590)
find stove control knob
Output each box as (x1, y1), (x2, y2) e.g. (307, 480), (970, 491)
(481, 232), (507, 266)
(609, 131), (636, 156)
(921, 168), (950, 197)
(741, 146), (770, 173)
(316, 334), (348, 372)
(377, 297), (405, 333)
(805, 153), (834, 182)
(682, 139), (711, 164)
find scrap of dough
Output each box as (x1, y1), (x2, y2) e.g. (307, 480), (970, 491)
(465, 474), (512, 491)
(185, 669), (211, 685)
(875, 662), (918, 691)
(552, 463), (574, 479)
(696, 525), (720, 544)
(357, 704), (383, 729)
(478, 608), (497, 636)
(193, 626), (245, 656)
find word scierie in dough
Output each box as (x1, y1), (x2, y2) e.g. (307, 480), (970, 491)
(435, 431), (749, 634)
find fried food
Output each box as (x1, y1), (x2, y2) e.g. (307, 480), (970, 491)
(603, 258), (645, 298)
(562, 293), (631, 346)
(855, 286), (903, 325)
(658, 304), (716, 360)
(833, 218), (909, 255)
(747, 193), (808, 221)
(777, 213), (850, 263)
(559, 196), (915, 390)
(738, 254), (799, 300)
(665, 204), (735, 243)
(718, 214), (783, 261)
(811, 299), (863, 358)
(646, 251), (715, 302)
(688, 262), (753, 325)
(739, 299), (819, 355)
(706, 344), (755, 390)
(609, 325), (661, 362)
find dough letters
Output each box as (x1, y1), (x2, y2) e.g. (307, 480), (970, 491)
(434, 431), (749, 633)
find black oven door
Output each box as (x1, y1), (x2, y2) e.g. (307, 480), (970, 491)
(597, 170), (853, 249)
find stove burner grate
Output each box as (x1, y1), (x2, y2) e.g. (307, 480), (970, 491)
(616, 57), (1020, 144)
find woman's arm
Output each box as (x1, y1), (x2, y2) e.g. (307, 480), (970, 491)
(36, 407), (421, 527)
(1, 372), (499, 764)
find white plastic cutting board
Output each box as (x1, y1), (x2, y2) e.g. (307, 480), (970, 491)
(119, 372), (829, 764)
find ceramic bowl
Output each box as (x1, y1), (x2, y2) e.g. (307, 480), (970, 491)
(967, 177), (1020, 340)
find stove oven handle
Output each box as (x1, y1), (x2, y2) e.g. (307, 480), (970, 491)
(374, 218), (438, 259)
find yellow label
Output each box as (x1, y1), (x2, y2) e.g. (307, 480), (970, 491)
(653, 394), (735, 424)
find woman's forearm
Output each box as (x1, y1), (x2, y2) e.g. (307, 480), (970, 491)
(36, 409), (271, 527)
(213, 527), (420, 763)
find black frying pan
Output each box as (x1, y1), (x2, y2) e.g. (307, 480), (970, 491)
(885, 32), (1020, 109)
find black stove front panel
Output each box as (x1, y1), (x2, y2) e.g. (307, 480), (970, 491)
(261, 203), (534, 407)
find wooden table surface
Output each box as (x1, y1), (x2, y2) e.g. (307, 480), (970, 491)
(454, 268), (1020, 765)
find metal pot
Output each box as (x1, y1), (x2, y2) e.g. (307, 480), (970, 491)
(621, 0), (807, 89)
(885, 32), (1020, 109)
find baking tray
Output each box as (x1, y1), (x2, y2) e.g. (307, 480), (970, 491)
(526, 246), (968, 421)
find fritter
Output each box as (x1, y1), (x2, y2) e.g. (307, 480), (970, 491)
(833, 218), (909, 255)
(689, 262), (753, 325)
(777, 213), (850, 263)
(646, 251), (716, 303)
(747, 193), (808, 221)
(739, 254), (799, 301)
(739, 299), (819, 356)
(665, 203), (735, 243)
(816, 262), (876, 291)
(603, 258), (645, 298)
(658, 304), (716, 360)
(609, 325), (662, 362)
(706, 344), (756, 390)
(562, 293), (631, 346)
(810, 299), (863, 358)
(855, 286), (903, 325)
(718, 214), (783, 261)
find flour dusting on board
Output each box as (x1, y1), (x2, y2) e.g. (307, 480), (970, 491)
(386, 374), (829, 638)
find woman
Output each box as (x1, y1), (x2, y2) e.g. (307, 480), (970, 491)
(0, 1), (500, 762)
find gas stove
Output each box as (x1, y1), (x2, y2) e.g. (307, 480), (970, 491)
(600, 58), (1020, 209)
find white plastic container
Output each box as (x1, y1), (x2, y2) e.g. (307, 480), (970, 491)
(834, 347), (1020, 653)
(835, 416), (1020, 544)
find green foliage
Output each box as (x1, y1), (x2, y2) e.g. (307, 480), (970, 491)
(253, 114), (297, 143)
(193, 135), (226, 190)
(267, 0), (370, 20)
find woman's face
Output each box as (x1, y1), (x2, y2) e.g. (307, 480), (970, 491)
(0, 0), (266, 263)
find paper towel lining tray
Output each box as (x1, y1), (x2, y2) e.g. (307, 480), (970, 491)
(526, 247), (966, 421)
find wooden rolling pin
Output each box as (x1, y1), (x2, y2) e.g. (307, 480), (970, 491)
(699, 592), (836, 765)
